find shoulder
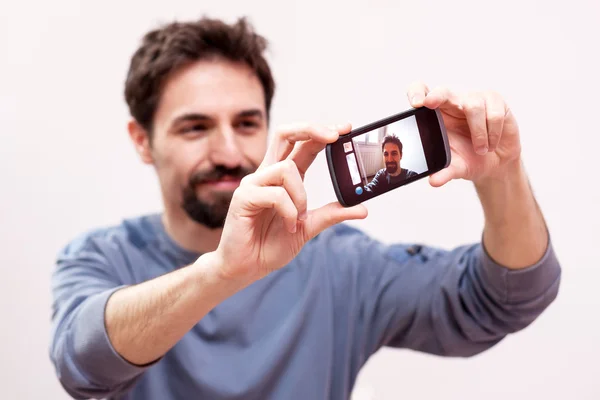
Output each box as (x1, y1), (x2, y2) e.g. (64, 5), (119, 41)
(302, 223), (446, 267)
(308, 223), (372, 247)
(58, 213), (160, 260)
(301, 223), (396, 264)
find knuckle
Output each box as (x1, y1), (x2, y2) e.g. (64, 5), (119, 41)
(488, 90), (503, 100)
(239, 174), (252, 186)
(463, 99), (483, 112)
(472, 129), (488, 141)
(283, 159), (298, 174)
(487, 112), (504, 124)
(298, 194), (308, 209)
(275, 187), (288, 202)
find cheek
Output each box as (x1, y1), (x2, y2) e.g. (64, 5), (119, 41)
(241, 134), (267, 166)
(154, 139), (208, 188)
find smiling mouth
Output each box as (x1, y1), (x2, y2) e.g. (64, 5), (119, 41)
(198, 176), (241, 190)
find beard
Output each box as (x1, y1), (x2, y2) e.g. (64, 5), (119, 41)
(386, 162), (398, 174)
(181, 165), (255, 229)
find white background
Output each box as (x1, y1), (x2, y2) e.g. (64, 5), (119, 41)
(1, 0), (599, 399)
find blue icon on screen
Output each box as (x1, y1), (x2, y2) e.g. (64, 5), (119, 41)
(355, 186), (363, 195)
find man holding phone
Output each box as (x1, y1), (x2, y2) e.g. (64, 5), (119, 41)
(49, 17), (561, 400)
(364, 134), (418, 194)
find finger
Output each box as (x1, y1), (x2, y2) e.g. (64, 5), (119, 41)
(483, 92), (507, 153)
(243, 159), (308, 220)
(428, 157), (468, 187)
(261, 123), (339, 168)
(239, 186), (299, 233)
(289, 140), (326, 179)
(334, 122), (353, 136)
(407, 81), (430, 107)
(290, 122), (352, 177)
(422, 87), (463, 114)
(303, 201), (368, 240)
(461, 93), (489, 155)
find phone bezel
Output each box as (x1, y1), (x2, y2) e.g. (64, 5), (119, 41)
(326, 107), (450, 207)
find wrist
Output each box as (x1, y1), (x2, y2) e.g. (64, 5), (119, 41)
(192, 252), (255, 298)
(474, 157), (535, 225)
(474, 157), (525, 190)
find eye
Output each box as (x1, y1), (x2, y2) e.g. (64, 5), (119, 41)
(179, 124), (210, 136)
(237, 119), (259, 129)
(184, 124), (208, 132)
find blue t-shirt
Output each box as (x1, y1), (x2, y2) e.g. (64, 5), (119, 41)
(49, 213), (561, 399)
(364, 168), (418, 195)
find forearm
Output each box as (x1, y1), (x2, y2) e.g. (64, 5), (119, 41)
(106, 251), (248, 365)
(474, 159), (548, 269)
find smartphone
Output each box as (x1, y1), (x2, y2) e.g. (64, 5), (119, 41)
(325, 107), (450, 207)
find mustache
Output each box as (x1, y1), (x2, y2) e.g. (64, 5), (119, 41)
(188, 165), (254, 186)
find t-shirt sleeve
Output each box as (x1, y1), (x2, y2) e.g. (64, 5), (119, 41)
(49, 233), (155, 399)
(364, 169), (384, 193)
(322, 224), (561, 358)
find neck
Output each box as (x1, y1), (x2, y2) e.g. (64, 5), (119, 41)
(389, 167), (402, 177)
(161, 205), (223, 254)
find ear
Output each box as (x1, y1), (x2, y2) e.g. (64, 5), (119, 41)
(128, 120), (154, 164)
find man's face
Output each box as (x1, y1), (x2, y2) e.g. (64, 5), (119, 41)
(383, 142), (402, 175)
(145, 59), (268, 228)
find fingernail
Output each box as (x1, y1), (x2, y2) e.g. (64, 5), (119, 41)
(476, 146), (488, 155)
(412, 94), (424, 106)
(299, 210), (308, 221)
(290, 223), (297, 233)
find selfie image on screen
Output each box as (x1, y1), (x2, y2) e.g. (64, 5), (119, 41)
(347, 115), (428, 196)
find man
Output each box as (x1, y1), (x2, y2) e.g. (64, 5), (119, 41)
(49, 17), (561, 400)
(364, 134), (418, 195)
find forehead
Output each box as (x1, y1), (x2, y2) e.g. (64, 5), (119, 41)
(155, 59), (266, 122)
(384, 142), (400, 152)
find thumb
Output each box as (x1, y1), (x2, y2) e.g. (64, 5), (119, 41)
(429, 166), (456, 187)
(429, 164), (462, 187)
(429, 158), (467, 187)
(304, 202), (368, 239)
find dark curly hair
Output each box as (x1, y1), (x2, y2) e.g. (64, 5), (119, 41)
(124, 16), (275, 137)
(381, 134), (403, 153)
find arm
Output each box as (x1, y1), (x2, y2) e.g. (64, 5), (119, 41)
(326, 222), (560, 359)
(364, 169), (383, 192)
(346, 84), (561, 357)
(476, 160), (548, 268)
(51, 123), (366, 399)
(50, 241), (249, 399)
(104, 252), (245, 366)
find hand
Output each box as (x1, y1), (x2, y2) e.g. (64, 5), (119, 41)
(407, 83), (522, 186)
(213, 123), (368, 283)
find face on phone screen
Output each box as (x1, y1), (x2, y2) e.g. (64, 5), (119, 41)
(327, 107), (449, 207)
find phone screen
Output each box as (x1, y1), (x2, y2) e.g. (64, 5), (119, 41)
(326, 107), (449, 207)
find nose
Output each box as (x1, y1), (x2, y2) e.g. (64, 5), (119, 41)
(208, 126), (243, 168)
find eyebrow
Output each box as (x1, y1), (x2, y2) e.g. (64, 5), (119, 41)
(171, 113), (212, 127)
(170, 109), (264, 127)
(236, 109), (264, 119)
